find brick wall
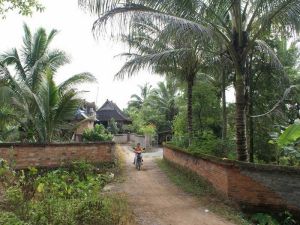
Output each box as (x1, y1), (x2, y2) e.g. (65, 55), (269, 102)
(163, 145), (300, 216)
(0, 142), (115, 169)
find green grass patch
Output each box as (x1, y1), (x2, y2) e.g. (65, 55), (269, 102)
(156, 159), (250, 225)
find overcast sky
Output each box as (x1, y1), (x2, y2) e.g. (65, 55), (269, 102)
(0, 0), (236, 109)
(0, 0), (165, 109)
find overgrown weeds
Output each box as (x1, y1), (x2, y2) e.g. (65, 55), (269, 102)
(0, 159), (134, 225)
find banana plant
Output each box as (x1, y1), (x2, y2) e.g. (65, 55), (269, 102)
(269, 120), (300, 165)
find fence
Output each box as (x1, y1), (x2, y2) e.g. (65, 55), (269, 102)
(163, 144), (300, 218)
(0, 142), (115, 169)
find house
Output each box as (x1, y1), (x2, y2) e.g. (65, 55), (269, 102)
(73, 101), (97, 142)
(96, 100), (131, 130)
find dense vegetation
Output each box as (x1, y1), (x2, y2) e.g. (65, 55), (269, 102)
(0, 160), (133, 225)
(79, 0), (300, 165)
(83, 124), (113, 142)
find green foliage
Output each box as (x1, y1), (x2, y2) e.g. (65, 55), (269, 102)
(278, 122), (300, 147)
(82, 124), (113, 142)
(171, 80), (227, 157)
(0, 25), (95, 143)
(251, 213), (280, 225)
(0, 161), (133, 225)
(35, 167), (108, 199)
(250, 212), (297, 225)
(0, 211), (27, 225)
(140, 124), (156, 135)
(0, 0), (44, 18)
(268, 121), (300, 166)
(75, 195), (132, 225)
(107, 118), (119, 134)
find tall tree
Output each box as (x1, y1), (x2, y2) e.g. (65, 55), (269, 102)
(116, 20), (210, 144)
(79, 0), (300, 161)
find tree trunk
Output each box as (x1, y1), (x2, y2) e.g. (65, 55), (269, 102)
(187, 79), (193, 145)
(248, 64), (254, 163)
(221, 70), (227, 154)
(235, 69), (248, 161)
(248, 103), (254, 162)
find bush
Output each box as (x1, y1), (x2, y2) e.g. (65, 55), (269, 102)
(82, 124), (113, 142)
(0, 211), (27, 225)
(75, 195), (133, 225)
(0, 161), (133, 225)
(171, 131), (232, 158)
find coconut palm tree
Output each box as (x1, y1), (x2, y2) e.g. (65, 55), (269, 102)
(147, 80), (178, 132)
(0, 23), (69, 92)
(116, 20), (211, 144)
(128, 83), (152, 109)
(79, 0), (300, 161)
(0, 25), (96, 143)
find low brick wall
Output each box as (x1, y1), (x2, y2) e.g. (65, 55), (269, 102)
(0, 142), (115, 169)
(163, 145), (300, 216)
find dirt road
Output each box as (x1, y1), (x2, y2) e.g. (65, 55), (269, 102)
(119, 145), (235, 225)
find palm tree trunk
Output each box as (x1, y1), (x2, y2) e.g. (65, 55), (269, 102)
(221, 70), (227, 154)
(248, 102), (254, 162)
(235, 69), (248, 161)
(187, 78), (193, 145)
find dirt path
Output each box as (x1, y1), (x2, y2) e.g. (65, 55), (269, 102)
(119, 145), (235, 225)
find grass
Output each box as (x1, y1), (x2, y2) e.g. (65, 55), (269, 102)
(156, 159), (251, 225)
(113, 145), (127, 183)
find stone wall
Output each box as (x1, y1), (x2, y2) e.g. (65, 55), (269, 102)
(163, 145), (300, 216)
(113, 133), (149, 147)
(113, 134), (128, 144)
(0, 142), (115, 169)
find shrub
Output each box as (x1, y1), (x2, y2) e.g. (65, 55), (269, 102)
(0, 161), (134, 225)
(0, 211), (27, 225)
(83, 124), (113, 142)
(75, 195), (133, 225)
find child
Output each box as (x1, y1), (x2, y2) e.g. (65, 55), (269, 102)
(133, 143), (144, 164)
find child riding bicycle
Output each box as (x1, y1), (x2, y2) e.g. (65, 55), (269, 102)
(133, 143), (144, 165)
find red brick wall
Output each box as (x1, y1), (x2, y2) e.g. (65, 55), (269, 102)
(164, 147), (229, 194)
(0, 142), (115, 169)
(163, 145), (300, 216)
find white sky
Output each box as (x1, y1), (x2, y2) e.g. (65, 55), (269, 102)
(0, 0), (164, 109)
(0, 0), (235, 109)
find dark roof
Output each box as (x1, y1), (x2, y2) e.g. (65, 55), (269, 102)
(96, 100), (131, 123)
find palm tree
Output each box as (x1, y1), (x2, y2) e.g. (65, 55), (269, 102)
(116, 20), (210, 144)
(79, 0), (300, 161)
(128, 83), (152, 109)
(148, 80), (178, 131)
(0, 23), (69, 92)
(0, 25), (96, 143)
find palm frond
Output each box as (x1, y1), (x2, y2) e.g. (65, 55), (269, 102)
(78, 0), (121, 15)
(58, 72), (96, 93)
(92, 4), (213, 40)
(0, 49), (27, 80)
(254, 39), (283, 70)
(115, 48), (191, 79)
